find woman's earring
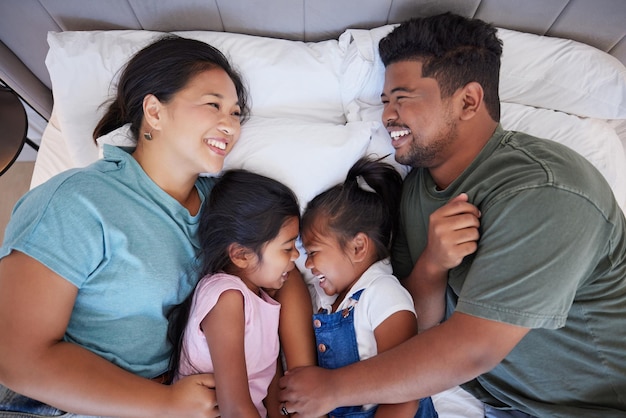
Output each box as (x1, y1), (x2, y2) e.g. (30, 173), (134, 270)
(143, 131), (153, 141)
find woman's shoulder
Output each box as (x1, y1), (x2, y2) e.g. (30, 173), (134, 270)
(18, 167), (103, 207)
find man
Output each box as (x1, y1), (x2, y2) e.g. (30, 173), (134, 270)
(280, 12), (626, 417)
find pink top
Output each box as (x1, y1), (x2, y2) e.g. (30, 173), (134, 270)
(175, 272), (281, 416)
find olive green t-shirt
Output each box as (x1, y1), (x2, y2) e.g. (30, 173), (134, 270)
(392, 126), (626, 416)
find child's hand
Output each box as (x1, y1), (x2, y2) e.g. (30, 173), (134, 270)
(422, 193), (480, 274)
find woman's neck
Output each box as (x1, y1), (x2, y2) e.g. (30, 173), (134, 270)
(132, 145), (200, 215)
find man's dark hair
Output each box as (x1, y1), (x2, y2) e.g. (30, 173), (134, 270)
(379, 12), (503, 121)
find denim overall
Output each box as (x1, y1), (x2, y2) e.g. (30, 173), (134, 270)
(313, 289), (438, 418)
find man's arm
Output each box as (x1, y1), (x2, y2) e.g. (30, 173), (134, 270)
(280, 311), (529, 418)
(404, 194), (480, 332)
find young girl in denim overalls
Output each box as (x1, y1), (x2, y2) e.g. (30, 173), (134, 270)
(300, 157), (438, 418)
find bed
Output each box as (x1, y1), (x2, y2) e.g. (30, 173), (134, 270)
(1, 1), (625, 417)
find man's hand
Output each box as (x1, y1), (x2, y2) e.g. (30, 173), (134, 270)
(405, 193), (481, 332)
(279, 366), (335, 418)
(422, 193), (481, 274)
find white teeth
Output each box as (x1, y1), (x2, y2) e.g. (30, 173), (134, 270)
(314, 274), (325, 282)
(206, 139), (226, 150)
(390, 129), (411, 140)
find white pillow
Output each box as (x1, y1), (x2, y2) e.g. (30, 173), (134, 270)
(337, 25), (626, 120)
(174, 31), (345, 123)
(46, 30), (165, 167)
(500, 102), (626, 212)
(498, 28), (626, 119)
(45, 30), (347, 167)
(96, 117), (375, 211)
(223, 117), (375, 211)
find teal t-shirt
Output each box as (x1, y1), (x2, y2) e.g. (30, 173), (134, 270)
(0, 145), (217, 378)
(392, 126), (626, 416)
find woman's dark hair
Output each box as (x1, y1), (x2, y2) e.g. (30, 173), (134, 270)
(166, 169), (300, 380)
(93, 35), (249, 142)
(378, 12), (503, 121)
(302, 156), (403, 261)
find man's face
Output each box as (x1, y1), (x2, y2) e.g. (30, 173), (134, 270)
(381, 60), (458, 169)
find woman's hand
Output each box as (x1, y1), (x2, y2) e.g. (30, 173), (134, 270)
(166, 374), (220, 418)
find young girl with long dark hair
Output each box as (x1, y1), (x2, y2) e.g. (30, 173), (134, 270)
(168, 169), (301, 418)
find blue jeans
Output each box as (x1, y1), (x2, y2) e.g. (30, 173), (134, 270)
(0, 384), (94, 418)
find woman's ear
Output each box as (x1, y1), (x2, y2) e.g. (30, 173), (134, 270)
(349, 232), (370, 263)
(142, 94), (162, 131)
(228, 243), (252, 269)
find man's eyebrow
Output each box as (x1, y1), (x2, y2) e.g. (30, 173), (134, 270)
(381, 87), (412, 98)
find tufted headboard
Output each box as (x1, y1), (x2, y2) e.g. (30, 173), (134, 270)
(0, 0), (625, 123)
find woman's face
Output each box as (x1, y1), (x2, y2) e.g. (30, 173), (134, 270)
(157, 67), (243, 175)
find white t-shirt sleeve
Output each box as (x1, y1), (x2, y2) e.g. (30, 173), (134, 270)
(354, 275), (416, 360)
(361, 275), (416, 330)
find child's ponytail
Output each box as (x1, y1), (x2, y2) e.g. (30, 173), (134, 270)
(303, 156), (403, 260)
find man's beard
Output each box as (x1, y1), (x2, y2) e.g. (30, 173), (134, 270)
(395, 120), (457, 168)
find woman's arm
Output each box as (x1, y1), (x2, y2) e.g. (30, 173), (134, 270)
(404, 193), (480, 332)
(273, 268), (316, 369)
(202, 289), (260, 418)
(0, 251), (219, 418)
(372, 310), (420, 418)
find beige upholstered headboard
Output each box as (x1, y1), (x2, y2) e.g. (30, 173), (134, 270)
(0, 0), (625, 124)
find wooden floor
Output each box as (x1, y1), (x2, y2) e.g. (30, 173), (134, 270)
(1, 161), (34, 244)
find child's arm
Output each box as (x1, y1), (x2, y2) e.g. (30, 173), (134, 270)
(404, 193), (480, 332)
(273, 268), (317, 369)
(202, 289), (260, 418)
(373, 310), (420, 417)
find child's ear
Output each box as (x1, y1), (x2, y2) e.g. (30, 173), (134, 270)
(350, 232), (369, 263)
(228, 243), (252, 269)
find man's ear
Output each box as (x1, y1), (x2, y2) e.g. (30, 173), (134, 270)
(349, 232), (370, 263)
(142, 94), (163, 131)
(228, 243), (252, 269)
(459, 81), (484, 121)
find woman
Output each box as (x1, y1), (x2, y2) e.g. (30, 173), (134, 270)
(0, 35), (314, 418)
